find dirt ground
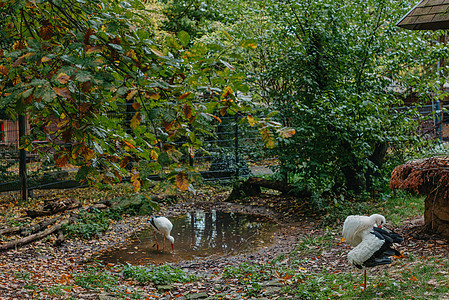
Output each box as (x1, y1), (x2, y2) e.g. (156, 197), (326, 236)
(0, 190), (448, 299)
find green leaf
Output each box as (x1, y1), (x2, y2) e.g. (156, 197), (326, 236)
(75, 70), (92, 83)
(177, 31), (190, 47)
(76, 166), (91, 182)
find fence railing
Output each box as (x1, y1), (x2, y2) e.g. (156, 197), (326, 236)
(0, 109), (275, 201)
(0, 101), (444, 201)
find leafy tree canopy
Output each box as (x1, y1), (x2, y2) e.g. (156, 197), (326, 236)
(0, 0), (288, 191)
(216, 0), (448, 202)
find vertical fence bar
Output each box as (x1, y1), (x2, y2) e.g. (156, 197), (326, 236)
(435, 100), (443, 141)
(234, 115), (239, 178)
(18, 113), (28, 202)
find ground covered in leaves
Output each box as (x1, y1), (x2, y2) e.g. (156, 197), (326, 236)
(1, 185), (449, 299)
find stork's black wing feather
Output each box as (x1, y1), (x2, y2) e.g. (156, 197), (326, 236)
(373, 226), (403, 244)
(149, 217), (159, 231)
(363, 227), (403, 268)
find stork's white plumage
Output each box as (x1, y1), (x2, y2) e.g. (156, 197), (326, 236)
(149, 216), (174, 253)
(342, 214), (386, 247)
(342, 214), (403, 289)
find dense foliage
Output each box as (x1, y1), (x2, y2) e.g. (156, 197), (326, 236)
(0, 0), (290, 192)
(220, 0), (447, 202)
(1, 0), (446, 201)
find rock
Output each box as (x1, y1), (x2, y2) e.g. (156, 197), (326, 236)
(156, 284), (175, 291)
(185, 292), (209, 299)
(262, 286), (282, 295)
(261, 279), (284, 287)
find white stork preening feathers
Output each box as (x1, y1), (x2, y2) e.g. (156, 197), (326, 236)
(343, 214), (386, 247)
(342, 214), (403, 288)
(149, 216), (175, 253)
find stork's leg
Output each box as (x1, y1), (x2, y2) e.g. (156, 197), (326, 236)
(162, 235), (166, 251)
(153, 231), (159, 250)
(363, 269), (367, 290)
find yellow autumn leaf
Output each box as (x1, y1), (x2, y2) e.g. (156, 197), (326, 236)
(176, 172), (189, 191)
(147, 92), (160, 100)
(205, 113), (222, 123)
(260, 128), (275, 149)
(132, 178), (141, 192)
(126, 89), (138, 101)
(150, 150), (158, 160)
(56, 73), (70, 84)
(182, 104), (193, 119)
(86, 45), (104, 54)
(132, 102), (141, 110)
(278, 127), (296, 138)
(0, 65), (8, 76)
(123, 140), (136, 149)
(247, 115), (256, 127)
(221, 86), (233, 99)
(53, 87), (71, 99)
(150, 48), (164, 57)
(119, 157), (130, 169)
(130, 112), (141, 129)
(179, 92), (191, 101)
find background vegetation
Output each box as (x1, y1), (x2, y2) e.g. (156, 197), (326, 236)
(1, 0), (445, 207)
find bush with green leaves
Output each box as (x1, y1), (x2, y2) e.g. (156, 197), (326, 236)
(73, 264), (119, 290)
(224, 0), (445, 204)
(63, 208), (122, 239)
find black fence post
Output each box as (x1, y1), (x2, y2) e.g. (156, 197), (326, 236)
(234, 114), (239, 179)
(18, 113), (28, 202)
(435, 100), (443, 141)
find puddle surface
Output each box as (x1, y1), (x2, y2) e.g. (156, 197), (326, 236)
(98, 210), (278, 265)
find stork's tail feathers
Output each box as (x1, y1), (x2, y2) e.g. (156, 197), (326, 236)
(363, 257), (392, 268)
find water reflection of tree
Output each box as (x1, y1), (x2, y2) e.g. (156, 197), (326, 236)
(180, 211), (265, 252)
(205, 212), (213, 249)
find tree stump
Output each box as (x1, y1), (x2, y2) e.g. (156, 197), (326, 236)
(390, 156), (449, 237)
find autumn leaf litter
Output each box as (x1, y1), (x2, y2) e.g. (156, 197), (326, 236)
(0, 187), (446, 299)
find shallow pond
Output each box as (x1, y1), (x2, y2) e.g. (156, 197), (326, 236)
(98, 210), (278, 265)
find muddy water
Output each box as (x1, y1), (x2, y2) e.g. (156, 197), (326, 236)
(99, 210), (278, 265)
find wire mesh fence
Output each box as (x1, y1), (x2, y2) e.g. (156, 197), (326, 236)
(0, 101), (444, 201)
(0, 108), (276, 200)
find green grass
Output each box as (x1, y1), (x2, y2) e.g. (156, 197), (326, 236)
(293, 227), (336, 256)
(222, 258), (305, 297)
(73, 263), (120, 291)
(289, 257), (449, 299)
(222, 191), (439, 299)
(371, 191), (425, 226)
(322, 190), (425, 227)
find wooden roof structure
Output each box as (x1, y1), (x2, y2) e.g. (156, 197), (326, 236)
(397, 0), (449, 30)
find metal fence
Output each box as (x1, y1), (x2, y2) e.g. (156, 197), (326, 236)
(0, 107), (275, 199)
(0, 101), (444, 200)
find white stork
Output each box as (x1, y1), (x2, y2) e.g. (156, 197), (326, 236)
(149, 216), (175, 253)
(342, 214), (403, 289)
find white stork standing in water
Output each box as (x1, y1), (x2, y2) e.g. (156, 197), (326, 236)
(342, 214), (403, 289)
(149, 216), (175, 253)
